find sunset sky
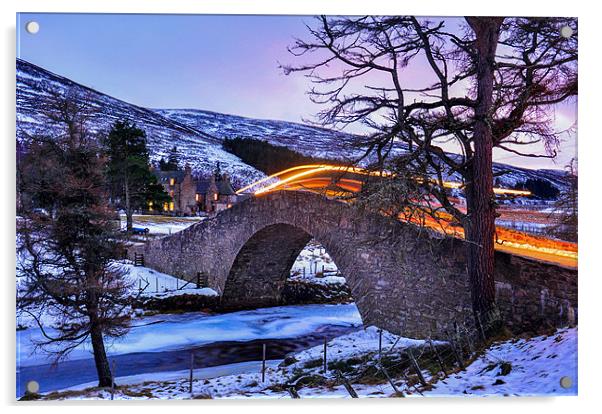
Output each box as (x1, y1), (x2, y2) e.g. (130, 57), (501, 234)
(17, 13), (577, 170)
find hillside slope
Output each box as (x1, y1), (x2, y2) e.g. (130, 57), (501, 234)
(16, 59), (264, 185)
(16, 58), (567, 191)
(156, 108), (569, 190)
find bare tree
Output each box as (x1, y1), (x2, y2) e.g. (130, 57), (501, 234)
(549, 158), (577, 242)
(285, 16), (577, 333)
(17, 87), (131, 387)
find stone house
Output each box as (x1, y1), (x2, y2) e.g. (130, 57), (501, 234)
(195, 172), (240, 213)
(153, 164), (244, 215)
(153, 164), (197, 215)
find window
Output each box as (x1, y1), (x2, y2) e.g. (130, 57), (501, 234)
(169, 201), (174, 211)
(213, 193), (218, 201)
(163, 202), (168, 212)
(170, 178), (175, 186)
(195, 193), (200, 202)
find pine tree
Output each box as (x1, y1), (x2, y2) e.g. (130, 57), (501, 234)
(17, 87), (130, 388)
(104, 121), (170, 231)
(160, 146), (180, 171)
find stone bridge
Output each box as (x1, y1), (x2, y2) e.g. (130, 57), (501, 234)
(133, 191), (577, 338)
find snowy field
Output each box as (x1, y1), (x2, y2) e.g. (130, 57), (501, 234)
(36, 326), (577, 400)
(116, 261), (218, 298)
(120, 214), (204, 235)
(423, 327), (578, 397)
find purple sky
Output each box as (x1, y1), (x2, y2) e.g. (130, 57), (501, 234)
(17, 13), (577, 170)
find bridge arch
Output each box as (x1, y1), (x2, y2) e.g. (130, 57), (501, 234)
(135, 190), (577, 338)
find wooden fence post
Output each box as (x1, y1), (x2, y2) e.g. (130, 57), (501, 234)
(336, 371), (358, 398)
(407, 349), (427, 386)
(447, 333), (465, 369)
(475, 312), (487, 343)
(378, 329), (383, 362)
(379, 363), (402, 396)
(323, 337), (328, 373)
(427, 339), (446, 376)
(189, 352), (194, 397)
(287, 386), (301, 399)
(262, 343), (267, 382)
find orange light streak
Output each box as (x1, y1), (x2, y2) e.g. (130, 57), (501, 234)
(243, 164), (531, 197)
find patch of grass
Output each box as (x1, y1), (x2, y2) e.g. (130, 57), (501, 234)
(327, 358), (361, 374)
(498, 362), (512, 376)
(192, 393), (213, 399)
(303, 358), (324, 369)
(295, 374), (327, 388)
(121, 388), (154, 398)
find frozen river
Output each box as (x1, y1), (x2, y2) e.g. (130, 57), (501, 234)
(17, 303), (363, 395)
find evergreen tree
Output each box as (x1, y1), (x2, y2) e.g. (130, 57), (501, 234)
(159, 146), (180, 171)
(17, 87), (130, 388)
(104, 121), (170, 231)
(222, 137), (330, 175)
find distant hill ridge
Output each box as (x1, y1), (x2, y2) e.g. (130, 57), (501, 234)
(16, 58), (568, 191)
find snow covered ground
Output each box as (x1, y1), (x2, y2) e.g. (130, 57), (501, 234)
(36, 326), (577, 400)
(116, 261), (217, 298)
(120, 214), (204, 235)
(423, 328), (578, 397)
(289, 239), (347, 287)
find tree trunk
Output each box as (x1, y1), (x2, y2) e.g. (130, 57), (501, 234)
(89, 317), (113, 387)
(124, 178), (133, 233)
(464, 17), (504, 336)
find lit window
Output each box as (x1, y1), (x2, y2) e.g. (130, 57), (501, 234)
(213, 193), (218, 201)
(195, 193), (200, 202)
(163, 202), (168, 211)
(169, 201), (174, 211)
(170, 178), (175, 186)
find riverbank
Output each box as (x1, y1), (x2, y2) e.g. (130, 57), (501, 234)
(26, 326), (577, 400)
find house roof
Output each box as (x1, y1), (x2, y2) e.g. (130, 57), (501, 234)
(217, 179), (236, 196)
(196, 180), (211, 194)
(153, 170), (186, 184)
(195, 177), (236, 196)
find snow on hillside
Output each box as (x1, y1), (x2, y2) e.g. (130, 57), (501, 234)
(153, 108), (359, 161)
(155, 108), (569, 191)
(424, 327), (578, 397)
(16, 59), (265, 185)
(16, 58), (568, 191)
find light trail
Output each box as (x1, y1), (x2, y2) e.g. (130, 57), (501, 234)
(235, 164), (575, 268)
(241, 164), (531, 197)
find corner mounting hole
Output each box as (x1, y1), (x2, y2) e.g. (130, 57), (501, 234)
(25, 21), (40, 34)
(560, 26), (573, 39)
(559, 376), (572, 388)
(26, 380), (40, 394)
